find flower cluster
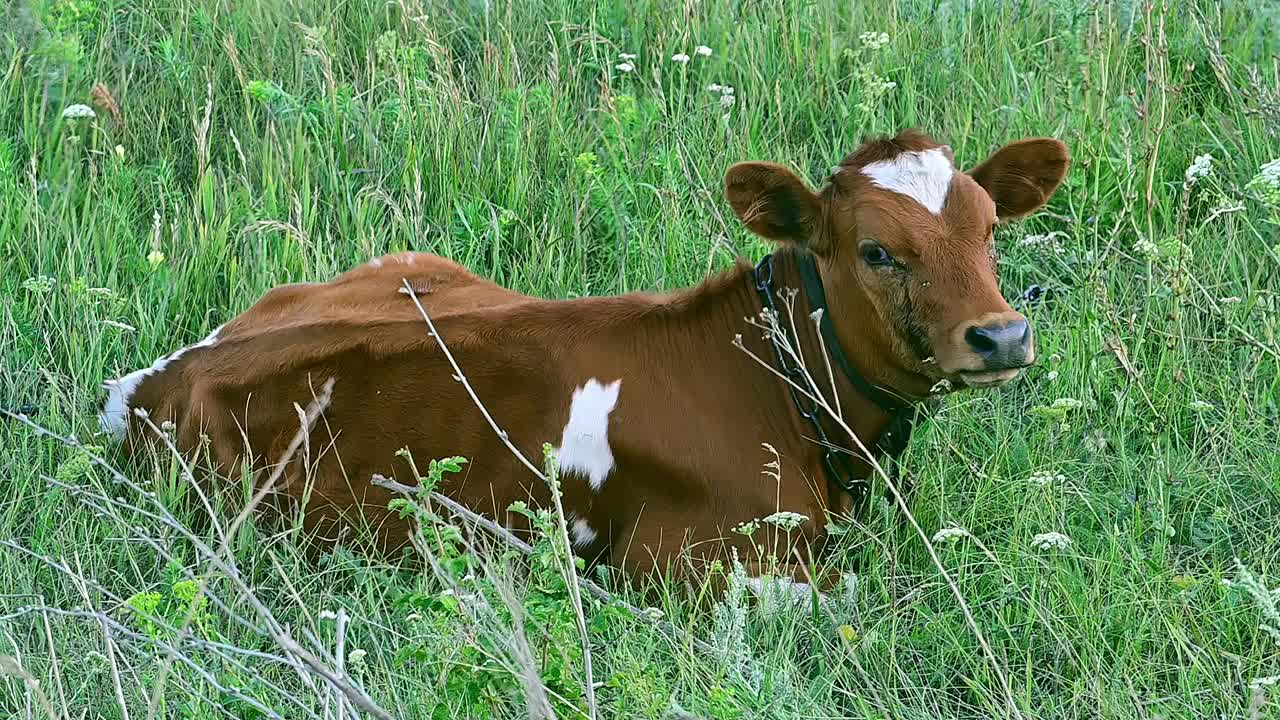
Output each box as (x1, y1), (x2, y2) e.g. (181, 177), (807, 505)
(846, 32), (897, 113)
(615, 51), (637, 73)
(1028, 470), (1066, 486)
(672, 44), (712, 65)
(707, 83), (736, 109)
(1247, 157), (1280, 207)
(61, 103), (96, 120)
(763, 511), (808, 530)
(1184, 153), (1213, 186)
(22, 276), (55, 295)
(859, 31), (890, 51)
(1019, 230), (1068, 256)
(1030, 532), (1073, 551)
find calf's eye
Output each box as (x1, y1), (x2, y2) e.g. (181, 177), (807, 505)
(860, 242), (893, 267)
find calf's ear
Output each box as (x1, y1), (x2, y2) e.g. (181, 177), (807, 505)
(724, 162), (830, 254)
(966, 138), (1070, 221)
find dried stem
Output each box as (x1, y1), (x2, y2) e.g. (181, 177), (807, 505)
(371, 473), (718, 658)
(398, 277), (599, 717)
(738, 292), (1026, 720)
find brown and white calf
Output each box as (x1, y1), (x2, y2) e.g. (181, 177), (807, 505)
(99, 129), (1068, 582)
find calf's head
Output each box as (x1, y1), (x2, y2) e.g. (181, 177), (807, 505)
(725, 129), (1069, 398)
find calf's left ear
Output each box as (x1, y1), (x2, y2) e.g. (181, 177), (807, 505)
(967, 138), (1070, 221)
(724, 162), (831, 254)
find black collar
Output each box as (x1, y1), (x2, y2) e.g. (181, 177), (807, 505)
(752, 251), (933, 512)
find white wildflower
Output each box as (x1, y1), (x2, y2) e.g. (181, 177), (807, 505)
(707, 83), (722, 92)
(160, 420), (176, 433)
(615, 62), (634, 73)
(1184, 153), (1213, 186)
(1046, 370), (1060, 381)
(641, 607), (665, 621)
(671, 52), (690, 64)
(114, 144), (125, 160)
(61, 104), (96, 120)
(721, 85), (734, 95)
(1019, 230), (1068, 255)
(147, 250), (166, 266)
(1051, 397), (1083, 411)
(1249, 158), (1280, 206)
(719, 93), (736, 109)
(318, 610), (337, 621)
(1028, 470), (1066, 486)
(859, 31), (890, 50)
(762, 511), (808, 530)
(405, 612), (422, 622)
(694, 45), (712, 57)
(1219, 296), (1242, 305)
(931, 525), (970, 544)
(347, 648), (367, 666)
(1135, 238), (1160, 257)
(1030, 532), (1073, 551)
(22, 276), (55, 294)
(1189, 399), (1214, 412)
(619, 52), (637, 61)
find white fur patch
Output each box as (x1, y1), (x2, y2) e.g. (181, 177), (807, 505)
(98, 325), (223, 440)
(556, 378), (621, 491)
(860, 147), (955, 215)
(369, 257), (383, 268)
(570, 516), (598, 548)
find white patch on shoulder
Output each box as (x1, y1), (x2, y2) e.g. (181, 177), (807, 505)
(860, 147), (955, 215)
(98, 325), (224, 440)
(369, 257), (383, 268)
(556, 378), (621, 491)
(569, 516), (598, 548)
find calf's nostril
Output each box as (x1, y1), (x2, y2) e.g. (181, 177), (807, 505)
(964, 326), (999, 356)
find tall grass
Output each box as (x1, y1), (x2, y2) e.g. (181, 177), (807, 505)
(2, 0), (1279, 717)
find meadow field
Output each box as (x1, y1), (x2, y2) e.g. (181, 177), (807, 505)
(2, 0), (1280, 717)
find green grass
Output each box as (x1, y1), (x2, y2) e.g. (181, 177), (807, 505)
(3, 0), (1280, 717)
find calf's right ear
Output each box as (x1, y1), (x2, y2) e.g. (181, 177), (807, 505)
(724, 162), (829, 254)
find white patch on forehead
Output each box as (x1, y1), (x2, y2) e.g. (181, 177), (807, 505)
(569, 515), (599, 548)
(98, 325), (223, 440)
(860, 147), (955, 215)
(556, 378), (620, 491)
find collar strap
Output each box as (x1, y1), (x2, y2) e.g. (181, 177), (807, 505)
(793, 253), (910, 414)
(752, 252), (933, 513)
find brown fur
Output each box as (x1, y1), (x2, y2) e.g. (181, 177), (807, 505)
(105, 130), (1069, 584)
